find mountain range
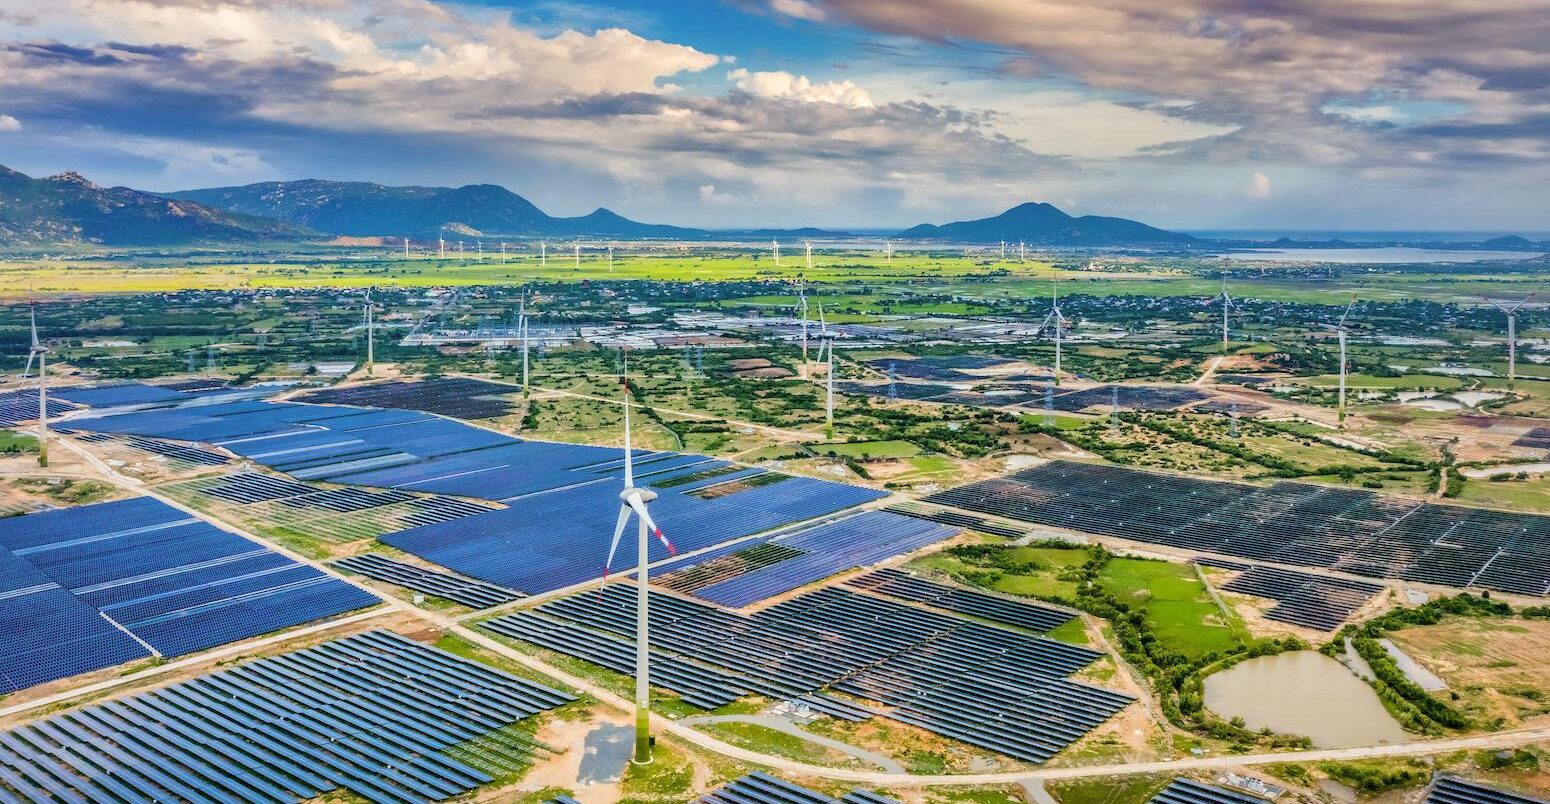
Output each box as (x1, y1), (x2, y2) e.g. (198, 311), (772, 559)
(9, 163), (1455, 249)
(0, 166), (306, 246)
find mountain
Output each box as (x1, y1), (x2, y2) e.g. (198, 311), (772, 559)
(1481, 235), (1539, 250)
(169, 180), (705, 239)
(0, 165), (306, 246)
(898, 202), (1193, 245)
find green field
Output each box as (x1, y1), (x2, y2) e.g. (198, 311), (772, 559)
(1098, 558), (1242, 658)
(815, 439), (922, 458)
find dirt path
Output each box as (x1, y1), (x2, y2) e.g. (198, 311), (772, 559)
(680, 714), (907, 773)
(1194, 355), (1224, 386)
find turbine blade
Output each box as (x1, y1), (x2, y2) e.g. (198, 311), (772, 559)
(22, 351), (35, 378)
(628, 496), (675, 555)
(603, 504), (630, 580)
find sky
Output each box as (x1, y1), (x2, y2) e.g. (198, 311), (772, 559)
(0, 0), (1546, 231)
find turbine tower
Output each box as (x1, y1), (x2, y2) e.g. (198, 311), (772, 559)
(573, 240), (581, 270)
(1320, 297), (1359, 424)
(608, 244), (615, 272)
(884, 240), (893, 263)
(817, 304), (835, 438)
(519, 291), (531, 396)
(1217, 272), (1243, 352)
(363, 288), (375, 376)
(772, 238), (780, 266)
(601, 377), (676, 765)
(438, 238), (446, 259)
(1038, 279), (1071, 385)
(1484, 291), (1537, 390)
(797, 281), (810, 376)
(24, 303), (48, 467)
(541, 240), (547, 267)
(403, 237), (410, 259)
(805, 240), (813, 272)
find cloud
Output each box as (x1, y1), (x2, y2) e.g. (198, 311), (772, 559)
(1247, 171), (1271, 199)
(769, 0), (826, 21)
(0, 114), (18, 131)
(727, 68), (873, 108)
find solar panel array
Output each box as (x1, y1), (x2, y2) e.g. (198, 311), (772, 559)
(696, 772), (903, 804)
(1148, 778), (1269, 804)
(294, 377), (523, 420)
(71, 431), (230, 466)
(71, 395), (886, 593)
(883, 502), (1027, 538)
(161, 474), (501, 544)
(51, 382), (191, 408)
(653, 511), (958, 607)
(926, 460), (1550, 597)
(1429, 776), (1549, 804)
(484, 583), (1132, 762)
(0, 387), (79, 427)
(1052, 385), (1214, 412)
(0, 496), (378, 691)
(334, 554), (521, 609)
(1192, 399), (1270, 416)
(1218, 565), (1383, 631)
(1512, 428), (1550, 450)
(0, 629), (573, 804)
(845, 568), (1076, 633)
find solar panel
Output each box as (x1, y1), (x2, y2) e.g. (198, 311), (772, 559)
(1428, 776), (1549, 804)
(334, 554), (521, 609)
(0, 629), (573, 803)
(1148, 778), (1268, 804)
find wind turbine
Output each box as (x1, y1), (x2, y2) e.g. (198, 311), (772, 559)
(772, 238), (781, 266)
(403, 237), (410, 259)
(1484, 291), (1537, 390)
(1217, 272), (1244, 352)
(519, 290), (531, 396)
(805, 240), (813, 272)
(797, 281), (810, 376)
(815, 303), (835, 438)
(500, 241), (507, 264)
(541, 240), (547, 268)
(438, 237), (446, 259)
(1320, 297), (1359, 424)
(363, 288), (375, 376)
(600, 377), (676, 765)
(1038, 279), (1071, 385)
(23, 303), (48, 467)
(884, 240), (893, 263)
(573, 239), (581, 270)
(608, 244), (615, 272)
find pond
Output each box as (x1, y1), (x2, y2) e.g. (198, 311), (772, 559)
(1203, 651), (1410, 748)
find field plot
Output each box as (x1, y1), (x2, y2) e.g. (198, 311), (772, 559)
(926, 460), (1550, 597)
(0, 629), (573, 804)
(484, 583), (1134, 763)
(0, 496), (377, 691)
(653, 511), (958, 608)
(1214, 564), (1383, 631)
(1388, 615), (1550, 726)
(294, 376), (523, 420)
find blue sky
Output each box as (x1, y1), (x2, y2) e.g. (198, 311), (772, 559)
(0, 0), (1546, 231)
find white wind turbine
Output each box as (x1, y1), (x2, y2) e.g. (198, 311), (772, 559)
(23, 303), (48, 467)
(600, 378), (676, 765)
(541, 240), (547, 268)
(1320, 297), (1359, 424)
(772, 238), (781, 266)
(797, 281), (810, 376)
(363, 288), (375, 376)
(1038, 279), (1071, 385)
(1484, 291), (1537, 390)
(573, 239), (581, 270)
(500, 241), (507, 264)
(403, 237), (410, 259)
(805, 240), (813, 272)
(1216, 272), (1244, 352)
(518, 291), (531, 396)
(817, 303), (835, 438)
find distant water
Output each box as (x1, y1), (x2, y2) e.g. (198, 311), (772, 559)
(1226, 247), (1543, 264)
(1204, 651), (1410, 748)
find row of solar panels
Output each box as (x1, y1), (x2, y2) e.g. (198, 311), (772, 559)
(0, 630), (573, 804)
(0, 496), (378, 692)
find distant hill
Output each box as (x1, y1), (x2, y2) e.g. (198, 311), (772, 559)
(0, 165), (306, 246)
(1481, 235), (1540, 250)
(169, 180), (706, 239)
(898, 202), (1193, 245)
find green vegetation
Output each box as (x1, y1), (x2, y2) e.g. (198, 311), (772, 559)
(1316, 758), (1432, 795)
(0, 429), (37, 454)
(1049, 775), (1171, 804)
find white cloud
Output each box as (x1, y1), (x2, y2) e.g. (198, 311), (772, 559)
(1247, 171), (1272, 199)
(728, 68), (873, 108)
(0, 114), (18, 131)
(770, 0), (826, 21)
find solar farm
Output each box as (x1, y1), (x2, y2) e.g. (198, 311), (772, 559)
(926, 460), (1550, 597)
